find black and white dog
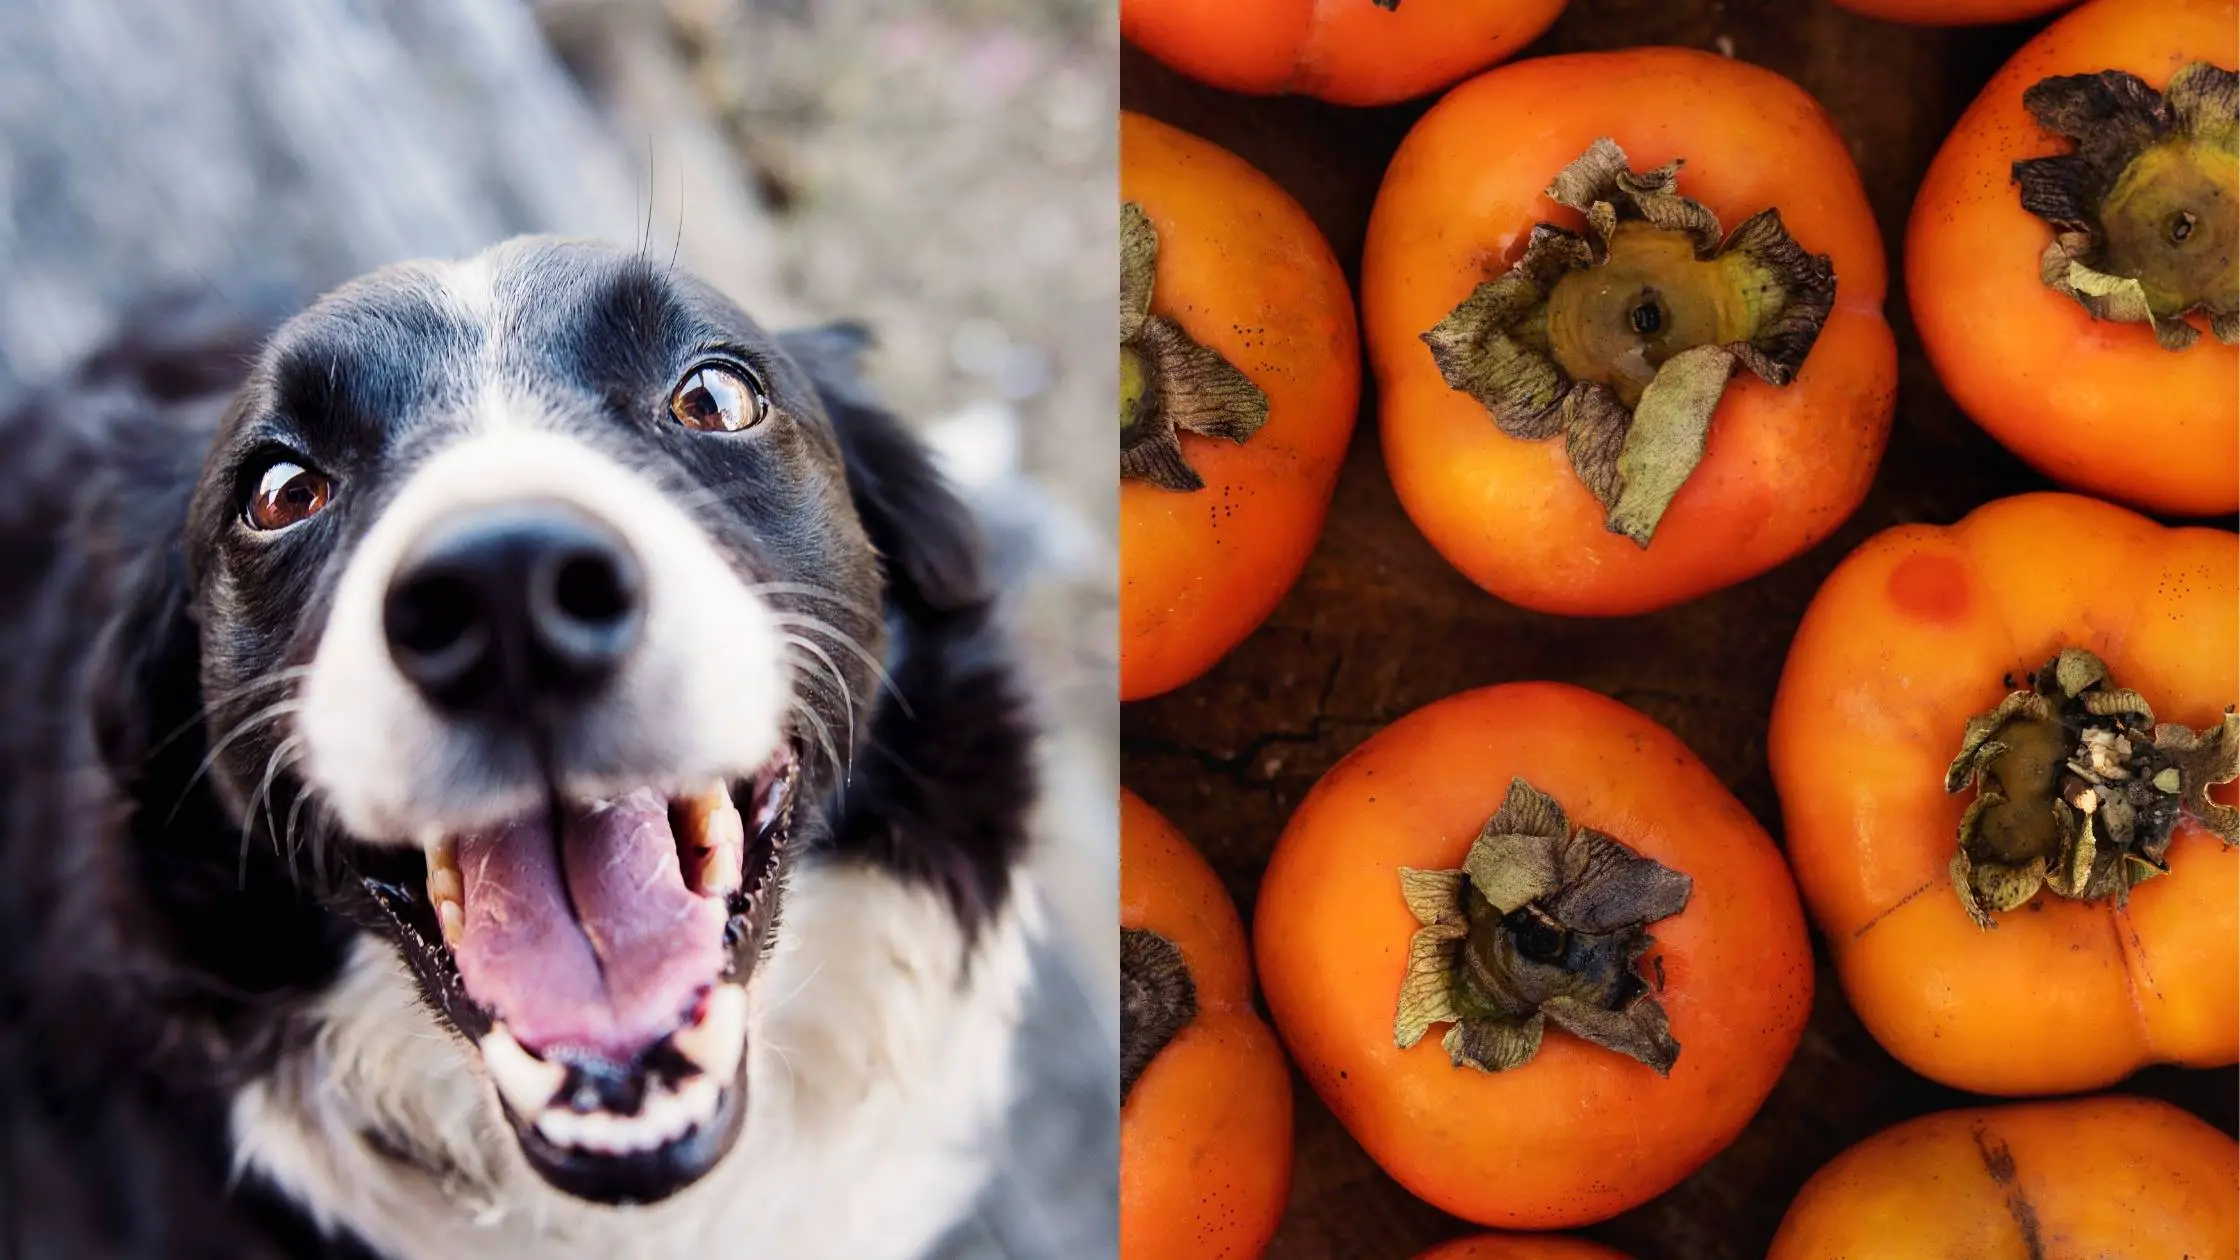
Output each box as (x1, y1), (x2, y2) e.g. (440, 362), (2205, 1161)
(0, 237), (1112, 1259)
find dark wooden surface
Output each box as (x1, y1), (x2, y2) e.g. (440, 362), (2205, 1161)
(1118, 4), (2239, 1258)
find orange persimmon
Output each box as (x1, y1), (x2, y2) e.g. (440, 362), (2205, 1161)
(1120, 788), (1292, 1260)
(1771, 493), (2239, 1097)
(1121, 111), (1359, 700)
(1121, 0), (1568, 108)
(1413, 1235), (1633, 1260)
(1254, 683), (1813, 1229)
(1769, 1096), (2239, 1259)
(1909, 0), (2238, 516)
(1363, 48), (1895, 617)
(1827, 0), (2078, 24)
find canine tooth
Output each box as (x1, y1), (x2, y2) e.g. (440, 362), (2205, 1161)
(670, 984), (749, 1075)
(678, 783), (745, 896)
(424, 832), (464, 941)
(482, 1027), (565, 1116)
(427, 864), (463, 906)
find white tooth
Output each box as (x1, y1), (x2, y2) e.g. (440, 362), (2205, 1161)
(678, 783), (745, 896)
(677, 1075), (720, 1125)
(427, 862), (462, 908)
(651, 1090), (691, 1142)
(481, 1026), (565, 1116)
(427, 838), (463, 896)
(567, 1110), (614, 1153)
(536, 1108), (579, 1146)
(670, 984), (749, 1075)
(424, 832), (464, 943)
(696, 814), (745, 897)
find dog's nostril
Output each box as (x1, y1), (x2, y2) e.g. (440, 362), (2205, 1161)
(387, 573), (482, 657)
(553, 552), (633, 628)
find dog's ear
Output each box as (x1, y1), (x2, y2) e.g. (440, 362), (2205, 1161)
(781, 323), (990, 615)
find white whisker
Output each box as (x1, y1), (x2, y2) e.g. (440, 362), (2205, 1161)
(151, 666), (313, 761)
(769, 614), (911, 719)
(780, 634), (856, 763)
(250, 733), (304, 864)
(789, 699), (844, 790)
(176, 697), (302, 825)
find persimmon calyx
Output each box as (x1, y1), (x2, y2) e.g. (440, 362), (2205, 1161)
(1420, 138), (1835, 548)
(1945, 647), (2240, 930)
(1394, 777), (1692, 1076)
(1120, 925), (1198, 1099)
(2013, 63), (2239, 351)
(1120, 201), (1270, 493)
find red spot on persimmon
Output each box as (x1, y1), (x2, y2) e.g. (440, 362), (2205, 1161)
(1888, 552), (1971, 623)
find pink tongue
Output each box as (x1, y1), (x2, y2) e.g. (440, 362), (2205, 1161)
(452, 789), (726, 1061)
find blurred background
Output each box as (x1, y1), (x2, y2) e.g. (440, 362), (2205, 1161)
(0, 0), (1118, 1005)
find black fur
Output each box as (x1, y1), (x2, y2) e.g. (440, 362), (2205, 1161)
(0, 245), (1037, 1255)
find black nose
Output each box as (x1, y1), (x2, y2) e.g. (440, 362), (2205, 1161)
(382, 506), (644, 716)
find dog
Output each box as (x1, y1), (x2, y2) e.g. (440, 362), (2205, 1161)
(0, 236), (1115, 1259)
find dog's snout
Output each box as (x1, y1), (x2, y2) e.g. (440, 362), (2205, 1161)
(382, 506), (644, 716)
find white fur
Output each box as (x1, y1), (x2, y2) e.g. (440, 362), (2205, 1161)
(232, 860), (1040, 1260)
(298, 422), (791, 842)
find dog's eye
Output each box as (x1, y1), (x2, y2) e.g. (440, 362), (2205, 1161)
(668, 365), (767, 433)
(245, 459), (333, 532)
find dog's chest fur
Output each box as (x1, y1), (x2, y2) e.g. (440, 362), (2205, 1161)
(233, 863), (1036, 1260)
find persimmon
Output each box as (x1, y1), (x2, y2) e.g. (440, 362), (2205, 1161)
(1254, 683), (1813, 1229)
(1120, 0), (1568, 108)
(1827, 0), (2078, 24)
(1771, 493), (2238, 1097)
(1120, 111), (1359, 701)
(1413, 1235), (1633, 1260)
(1363, 48), (1895, 617)
(1120, 788), (1292, 1260)
(1909, 0), (2239, 516)
(1769, 1096), (2239, 1259)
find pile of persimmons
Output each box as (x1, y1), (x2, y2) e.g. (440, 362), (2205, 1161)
(1117, 0), (2238, 1256)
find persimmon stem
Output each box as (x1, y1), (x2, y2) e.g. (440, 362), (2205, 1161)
(1395, 778), (1691, 1075)
(1420, 139), (1834, 547)
(1119, 201), (1270, 493)
(2012, 63), (2239, 350)
(1945, 647), (2239, 928)
(1121, 926), (1197, 1099)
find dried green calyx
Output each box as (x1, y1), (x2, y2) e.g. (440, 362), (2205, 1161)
(1422, 139), (1835, 547)
(1120, 926), (1197, 1099)
(1394, 777), (1693, 1076)
(2013, 62), (2239, 350)
(1120, 201), (1270, 492)
(1946, 647), (2240, 929)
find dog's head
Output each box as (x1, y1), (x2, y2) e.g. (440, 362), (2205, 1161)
(155, 237), (978, 1205)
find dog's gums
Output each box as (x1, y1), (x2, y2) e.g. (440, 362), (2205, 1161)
(364, 749), (800, 1203)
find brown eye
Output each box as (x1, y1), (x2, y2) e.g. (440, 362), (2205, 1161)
(245, 459), (332, 532)
(668, 364), (767, 433)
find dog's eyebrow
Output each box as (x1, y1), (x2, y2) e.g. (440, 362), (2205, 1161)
(265, 290), (480, 437)
(534, 261), (771, 399)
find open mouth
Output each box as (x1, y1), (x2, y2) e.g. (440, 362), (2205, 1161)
(357, 749), (799, 1204)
